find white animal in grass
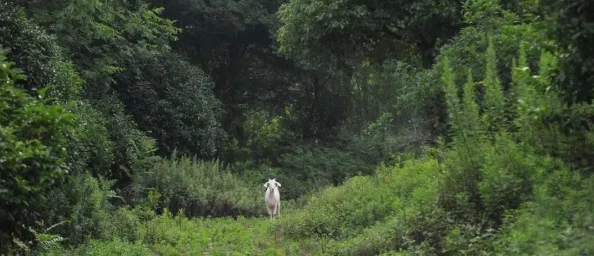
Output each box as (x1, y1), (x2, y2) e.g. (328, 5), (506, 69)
(264, 178), (281, 219)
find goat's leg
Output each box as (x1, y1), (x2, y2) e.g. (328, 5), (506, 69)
(277, 201), (281, 218)
(267, 206), (273, 220)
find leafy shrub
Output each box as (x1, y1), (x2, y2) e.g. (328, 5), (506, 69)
(493, 168), (594, 255)
(66, 102), (115, 176)
(277, 158), (440, 245)
(0, 2), (117, 177)
(0, 49), (74, 251)
(0, 2), (81, 99)
(133, 155), (263, 218)
(278, 176), (391, 239)
(114, 51), (226, 158)
(44, 173), (115, 245)
(90, 93), (157, 187)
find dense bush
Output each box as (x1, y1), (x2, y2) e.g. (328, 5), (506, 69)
(89, 93), (156, 186)
(0, 50), (74, 252)
(44, 173), (115, 245)
(0, 2), (80, 98)
(277, 158), (439, 242)
(495, 170), (594, 255)
(132, 155), (263, 218)
(0, 1), (118, 178)
(114, 52), (226, 158)
(65, 102), (115, 176)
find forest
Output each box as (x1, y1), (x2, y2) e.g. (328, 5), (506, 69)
(1, 0), (593, 255)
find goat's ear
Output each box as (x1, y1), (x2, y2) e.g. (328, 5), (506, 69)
(277, 182), (281, 187)
(263, 182), (268, 188)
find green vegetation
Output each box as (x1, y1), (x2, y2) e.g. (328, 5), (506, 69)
(1, 0), (594, 255)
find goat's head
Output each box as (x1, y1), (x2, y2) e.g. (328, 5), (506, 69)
(264, 178), (281, 191)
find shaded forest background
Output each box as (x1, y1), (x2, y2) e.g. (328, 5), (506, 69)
(1, 0), (594, 255)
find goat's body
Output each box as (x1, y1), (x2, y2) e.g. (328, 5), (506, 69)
(264, 179), (281, 219)
(265, 187), (280, 219)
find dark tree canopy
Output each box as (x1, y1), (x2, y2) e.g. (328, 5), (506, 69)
(542, 0), (594, 104)
(277, 0), (463, 70)
(115, 52), (226, 158)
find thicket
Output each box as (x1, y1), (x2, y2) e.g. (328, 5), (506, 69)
(0, 49), (74, 251)
(132, 156), (263, 218)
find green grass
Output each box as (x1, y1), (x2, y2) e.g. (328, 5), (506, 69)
(45, 153), (594, 256)
(48, 158), (442, 255)
(50, 212), (307, 255)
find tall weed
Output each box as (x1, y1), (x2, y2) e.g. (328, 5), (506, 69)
(132, 155), (263, 218)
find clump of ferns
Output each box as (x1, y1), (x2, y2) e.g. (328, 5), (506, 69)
(13, 220), (69, 253)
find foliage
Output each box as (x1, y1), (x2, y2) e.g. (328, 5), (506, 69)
(132, 155), (263, 218)
(18, 0), (233, 164)
(114, 52), (226, 158)
(151, 0), (281, 71)
(435, 0), (551, 95)
(542, 0), (594, 104)
(433, 8), (594, 253)
(150, 0), (301, 156)
(88, 93), (156, 185)
(277, 0), (463, 69)
(23, 0), (180, 87)
(0, 49), (74, 251)
(0, 1), (117, 179)
(3, 0), (594, 255)
(347, 60), (439, 156)
(65, 102), (115, 176)
(18, 0), (201, 172)
(11, 220), (67, 255)
(47, 238), (152, 256)
(44, 173), (115, 245)
(495, 171), (594, 255)
(277, 158), (439, 240)
(52, 208), (310, 255)
(0, 2), (81, 99)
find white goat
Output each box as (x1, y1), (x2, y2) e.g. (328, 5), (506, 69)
(264, 178), (281, 220)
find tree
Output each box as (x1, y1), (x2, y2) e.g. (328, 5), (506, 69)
(277, 0), (463, 70)
(150, 0), (354, 159)
(16, 0), (212, 182)
(21, 0), (180, 89)
(0, 2), (115, 177)
(541, 0), (594, 104)
(114, 52), (226, 158)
